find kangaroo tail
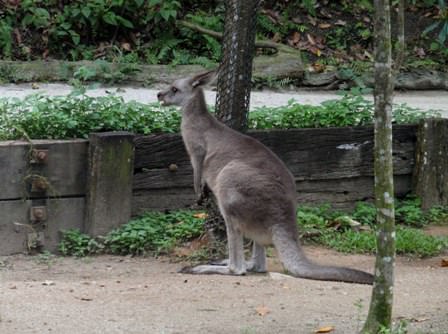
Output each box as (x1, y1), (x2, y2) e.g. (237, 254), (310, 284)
(272, 226), (374, 285)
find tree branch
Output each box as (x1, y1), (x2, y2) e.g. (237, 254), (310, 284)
(179, 20), (285, 52)
(394, 0), (406, 73)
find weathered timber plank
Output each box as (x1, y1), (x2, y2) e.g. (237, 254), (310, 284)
(296, 175), (412, 209)
(0, 139), (88, 200)
(133, 126), (416, 193)
(131, 175), (412, 213)
(134, 133), (190, 169)
(413, 119), (448, 209)
(133, 163), (193, 190)
(0, 197), (84, 255)
(132, 188), (197, 216)
(84, 132), (135, 237)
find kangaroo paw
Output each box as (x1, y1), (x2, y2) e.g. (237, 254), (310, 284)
(179, 264), (246, 276)
(208, 259), (229, 266)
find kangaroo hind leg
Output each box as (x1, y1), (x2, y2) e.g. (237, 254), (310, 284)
(180, 217), (247, 276)
(210, 242), (267, 273)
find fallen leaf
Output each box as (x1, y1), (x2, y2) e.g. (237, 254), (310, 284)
(271, 32), (281, 43)
(121, 42), (132, 51)
(414, 47), (426, 58)
(255, 305), (270, 316)
(312, 63), (326, 73)
(193, 212), (208, 219)
(269, 272), (293, 280)
(441, 258), (448, 267)
(307, 33), (316, 45)
(316, 326), (335, 333)
(335, 20), (347, 26)
(308, 15), (317, 26)
(309, 46), (322, 57)
(410, 317), (430, 323)
(264, 9), (280, 22)
(318, 23), (332, 29)
(42, 280), (55, 286)
(14, 28), (22, 44)
(319, 8), (333, 19)
(291, 31), (301, 44)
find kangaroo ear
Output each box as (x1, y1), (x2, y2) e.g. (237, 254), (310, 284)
(190, 70), (217, 88)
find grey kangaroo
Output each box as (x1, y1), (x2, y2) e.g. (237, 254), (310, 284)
(157, 70), (374, 284)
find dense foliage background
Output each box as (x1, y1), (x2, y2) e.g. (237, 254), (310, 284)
(0, 0), (447, 70)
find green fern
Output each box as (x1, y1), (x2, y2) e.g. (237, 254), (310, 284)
(189, 56), (216, 68)
(257, 14), (277, 35)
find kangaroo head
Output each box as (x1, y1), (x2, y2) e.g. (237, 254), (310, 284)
(157, 70), (216, 107)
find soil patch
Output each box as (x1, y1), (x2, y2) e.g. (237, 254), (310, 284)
(1, 247), (447, 334)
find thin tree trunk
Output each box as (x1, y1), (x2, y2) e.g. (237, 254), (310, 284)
(215, 0), (261, 130)
(201, 0), (261, 248)
(394, 0), (406, 72)
(361, 0), (397, 332)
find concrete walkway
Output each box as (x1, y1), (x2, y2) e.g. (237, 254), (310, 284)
(1, 83), (447, 116)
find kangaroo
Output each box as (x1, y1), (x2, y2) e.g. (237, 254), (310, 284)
(157, 70), (374, 284)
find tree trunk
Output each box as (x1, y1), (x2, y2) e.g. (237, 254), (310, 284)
(201, 0), (261, 248)
(215, 0), (261, 130)
(361, 0), (397, 333)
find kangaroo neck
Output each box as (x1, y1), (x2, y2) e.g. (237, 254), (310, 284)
(181, 89), (219, 132)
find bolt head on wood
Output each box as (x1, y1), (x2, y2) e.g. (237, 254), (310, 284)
(168, 163), (178, 172)
(31, 177), (48, 192)
(30, 149), (49, 164)
(30, 206), (47, 222)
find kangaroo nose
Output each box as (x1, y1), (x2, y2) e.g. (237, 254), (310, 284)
(157, 92), (162, 99)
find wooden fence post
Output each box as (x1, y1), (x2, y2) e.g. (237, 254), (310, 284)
(413, 118), (448, 209)
(84, 132), (135, 236)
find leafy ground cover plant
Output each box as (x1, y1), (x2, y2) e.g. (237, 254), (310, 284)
(0, 92), (180, 140)
(58, 198), (448, 258)
(59, 211), (206, 257)
(298, 196), (448, 257)
(0, 91), (441, 140)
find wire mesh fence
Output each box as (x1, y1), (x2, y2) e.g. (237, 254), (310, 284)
(215, 0), (261, 131)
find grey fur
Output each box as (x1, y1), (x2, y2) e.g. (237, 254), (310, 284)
(157, 71), (374, 284)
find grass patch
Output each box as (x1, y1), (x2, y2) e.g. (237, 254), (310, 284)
(0, 91), (442, 140)
(297, 197), (448, 257)
(317, 227), (448, 257)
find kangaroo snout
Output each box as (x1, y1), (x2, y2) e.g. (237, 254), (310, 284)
(157, 91), (167, 105)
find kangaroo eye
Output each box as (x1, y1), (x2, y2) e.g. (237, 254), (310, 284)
(171, 87), (178, 93)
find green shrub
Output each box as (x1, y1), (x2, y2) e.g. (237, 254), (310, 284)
(318, 226), (448, 257)
(395, 196), (427, 227)
(59, 229), (101, 257)
(104, 211), (205, 255)
(395, 227), (448, 257)
(1, 92), (441, 140)
(0, 93), (180, 140)
(352, 202), (377, 226)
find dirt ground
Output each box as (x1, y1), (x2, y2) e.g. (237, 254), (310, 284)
(1, 247), (447, 334)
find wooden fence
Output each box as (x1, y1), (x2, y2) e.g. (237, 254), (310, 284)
(1, 120), (446, 255)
